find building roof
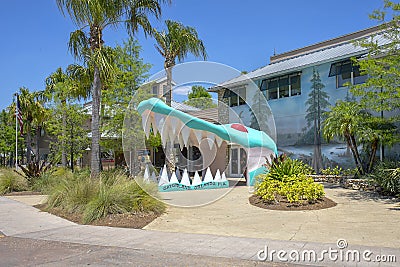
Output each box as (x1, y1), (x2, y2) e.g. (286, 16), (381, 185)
(187, 107), (219, 124)
(214, 25), (387, 88)
(171, 101), (201, 112)
(142, 75), (177, 86)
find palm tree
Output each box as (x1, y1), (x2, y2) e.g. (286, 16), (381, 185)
(17, 88), (46, 164)
(154, 20), (207, 106)
(323, 101), (365, 175)
(56, 0), (169, 176)
(153, 20), (207, 174)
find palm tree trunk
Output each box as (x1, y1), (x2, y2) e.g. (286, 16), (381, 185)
(90, 65), (102, 177)
(165, 66), (172, 106)
(346, 134), (364, 175)
(367, 138), (378, 173)
(164, 65), (175, 174)
(350, 135), (364, 174)
(345, 135), (360, 173)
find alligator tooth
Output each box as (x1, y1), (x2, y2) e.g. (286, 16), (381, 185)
(151, 118), (158, 136)
(169, 117), (178, 135)
(159, 165), (170, 186)
(181, 126), (190, 147)
(193, 130), (203, 145)
(169, 171), (179, 184)
(160, 130), (168, 148)
(206, 133), (215, 150)
(214, 169), (221, 181)
(192, 171), (202, 186)
(145, 118), (152, 138)
(141, 111), (152, 138)
(154, 113), (165, 133)
(151, 171), (157, 182)
(215, 135), (224, 147)
(180, 168), (191, 186)
(160, 116), (169, 134)
(203, 167), (213, 182)
(143, 165), (150, 181)
(221, 172), (227, 181)
(141, 112), (147, 131)
(178, 133), (185, 148)
(175, 119), (183, 134)
(168, 125), (176, 146)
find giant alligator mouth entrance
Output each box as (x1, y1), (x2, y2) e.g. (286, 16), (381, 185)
(137, 98), (277, 191)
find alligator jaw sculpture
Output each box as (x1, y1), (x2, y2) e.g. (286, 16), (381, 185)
(137, 98), (277, 191)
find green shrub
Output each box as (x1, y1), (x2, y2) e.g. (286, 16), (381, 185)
(256, 174), (325, 204)
(0, 168), (28, 194)
(256, 155), (324, 204)
(342, 168), (358, 176)
(46, 169), (165, 224)
(367, 161), (400, 196)
(320, 166), (357, 176)
(320, 166), (342, 176)
(261, 155), (314, 182)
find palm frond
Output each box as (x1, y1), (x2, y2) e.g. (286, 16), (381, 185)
(89, 46), (118, 83)
(69, 30), (89, 60)
(66, 64), (92, 100)
(161, 20), (207, 63)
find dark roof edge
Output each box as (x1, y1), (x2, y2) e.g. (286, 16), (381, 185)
(270, 24), (383, 64)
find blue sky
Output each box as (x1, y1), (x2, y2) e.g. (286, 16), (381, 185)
(0, 0), (384, 110)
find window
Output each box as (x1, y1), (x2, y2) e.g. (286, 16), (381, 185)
(290, 75), (301, 96)
(223, 88), (246, 107)
(279, 77), (289, 98)
(329, 59), (367, 88)
(152, 85), (158, 95)
(260, 72), (301, 100)
(353, 67), (368, 85)
(238, 88), (246, 105)
(267, 79), (278, 100)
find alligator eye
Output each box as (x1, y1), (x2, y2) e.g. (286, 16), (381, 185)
(231, 123), (248, 133)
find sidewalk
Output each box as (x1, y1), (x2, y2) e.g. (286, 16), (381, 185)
(0, 196), (399, 266)
(146, 185), (400, 248)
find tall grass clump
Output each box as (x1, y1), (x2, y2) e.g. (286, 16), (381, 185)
(46, 169), (165, 224)
(46, 170), (97, 213)
(32, 167), (75, 193)
(0, 168), (28, 194)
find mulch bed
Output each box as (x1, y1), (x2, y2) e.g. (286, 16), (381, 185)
(249, 194), (337, 211)
(34, 204), (160, 229)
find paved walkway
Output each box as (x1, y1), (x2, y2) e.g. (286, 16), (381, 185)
(1, 193), (399, 266)
(146, 185), (400, 248)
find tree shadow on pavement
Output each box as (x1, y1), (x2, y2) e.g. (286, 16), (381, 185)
(334, 187), (399, 207)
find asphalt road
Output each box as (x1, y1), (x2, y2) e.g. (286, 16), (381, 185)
(0, 236), (297, 267)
